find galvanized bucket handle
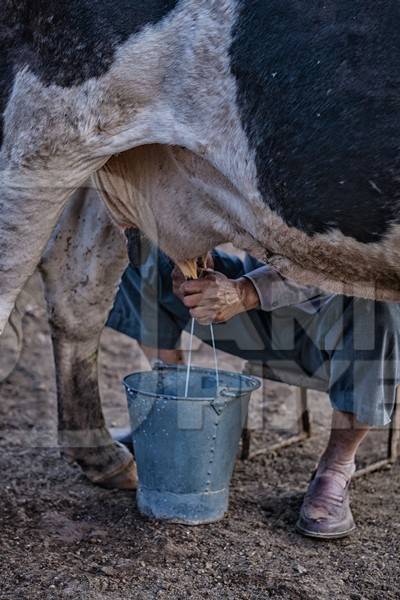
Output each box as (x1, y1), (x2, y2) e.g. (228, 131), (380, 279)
(185, 319), (227, 414)
(209, 321), (220, 392)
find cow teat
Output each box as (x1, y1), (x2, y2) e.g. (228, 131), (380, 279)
(178, 257), (208, 280)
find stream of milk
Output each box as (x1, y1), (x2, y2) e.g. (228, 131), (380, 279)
(184, 318), (220, 398)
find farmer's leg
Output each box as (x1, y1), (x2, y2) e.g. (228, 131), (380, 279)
(319, 411), (369, 474)
(297, 298), (400, 538)
(107, 244), (188, 365)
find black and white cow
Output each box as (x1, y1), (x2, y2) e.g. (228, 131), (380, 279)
(1, 0), (400, 487)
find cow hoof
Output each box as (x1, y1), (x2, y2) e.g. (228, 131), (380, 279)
(64, 441), (138, 490)
(87, 442), (138, 491)
(97, 456), (138, 491)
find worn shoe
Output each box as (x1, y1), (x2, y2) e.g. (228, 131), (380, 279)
(296, 468), (356, 540)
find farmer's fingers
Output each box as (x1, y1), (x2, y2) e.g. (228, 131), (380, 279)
(172, 266), (185, 286)
(183, 294), (204, 309)
(172, 266), (184, 283)
(205, 253), (215, 270)
(193, 315), (214, 326)
(180, 278), (216, 296)
(172, 265), (184, 279)
(190, 307), (216, 325)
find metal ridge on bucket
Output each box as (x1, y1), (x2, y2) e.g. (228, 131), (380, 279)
(123, 365), (261, 402)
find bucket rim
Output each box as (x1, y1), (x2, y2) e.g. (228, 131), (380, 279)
(123, 365), (261, 402)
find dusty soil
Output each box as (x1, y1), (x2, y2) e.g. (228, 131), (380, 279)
(0, 281), (399, 600)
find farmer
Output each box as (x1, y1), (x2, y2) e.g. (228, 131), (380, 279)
(108, 243), (400, 540)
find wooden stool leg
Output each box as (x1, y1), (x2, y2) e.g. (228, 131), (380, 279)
(388, 386), (400, 463)
(241, 417), (251, 461)
(245, 387), (313, 460)
(299, 387), (312, 439)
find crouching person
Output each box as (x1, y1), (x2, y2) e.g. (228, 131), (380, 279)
(108, 243), (400, 540)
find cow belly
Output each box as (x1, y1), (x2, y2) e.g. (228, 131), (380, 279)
(94, 143), (400, 302)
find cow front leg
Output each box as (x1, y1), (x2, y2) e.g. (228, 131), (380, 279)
(0, 304), (23, 382)
(0, 168), (60, 334)
(40, 187), (137, 489)
(0, 273), (40, 382)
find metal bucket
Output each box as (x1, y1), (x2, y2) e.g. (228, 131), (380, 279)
(124, 366), (261, 525)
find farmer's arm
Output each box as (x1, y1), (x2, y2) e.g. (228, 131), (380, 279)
(244, 266), (323, 312)
(176, 265), (323, 325)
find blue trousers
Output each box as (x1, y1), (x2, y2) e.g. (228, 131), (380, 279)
(107, 247), (400, 427)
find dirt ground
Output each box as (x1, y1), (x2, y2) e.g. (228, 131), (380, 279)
(0, 281), (399, 600)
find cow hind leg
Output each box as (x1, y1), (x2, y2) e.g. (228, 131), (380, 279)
(39, 187), (137, 490)
(0, 304), (24, 383)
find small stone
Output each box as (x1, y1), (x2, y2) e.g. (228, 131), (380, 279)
(295, 564), (307, 575)
(100, 566), (118, 577)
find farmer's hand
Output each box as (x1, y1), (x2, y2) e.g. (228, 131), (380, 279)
(179, 271), (260, 325)
(172, 254), (214, 302)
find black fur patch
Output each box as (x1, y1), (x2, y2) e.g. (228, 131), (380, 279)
(230, 0), (400, 243)
(2, 0), (179, 87)
(0, 57), (14, 148)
